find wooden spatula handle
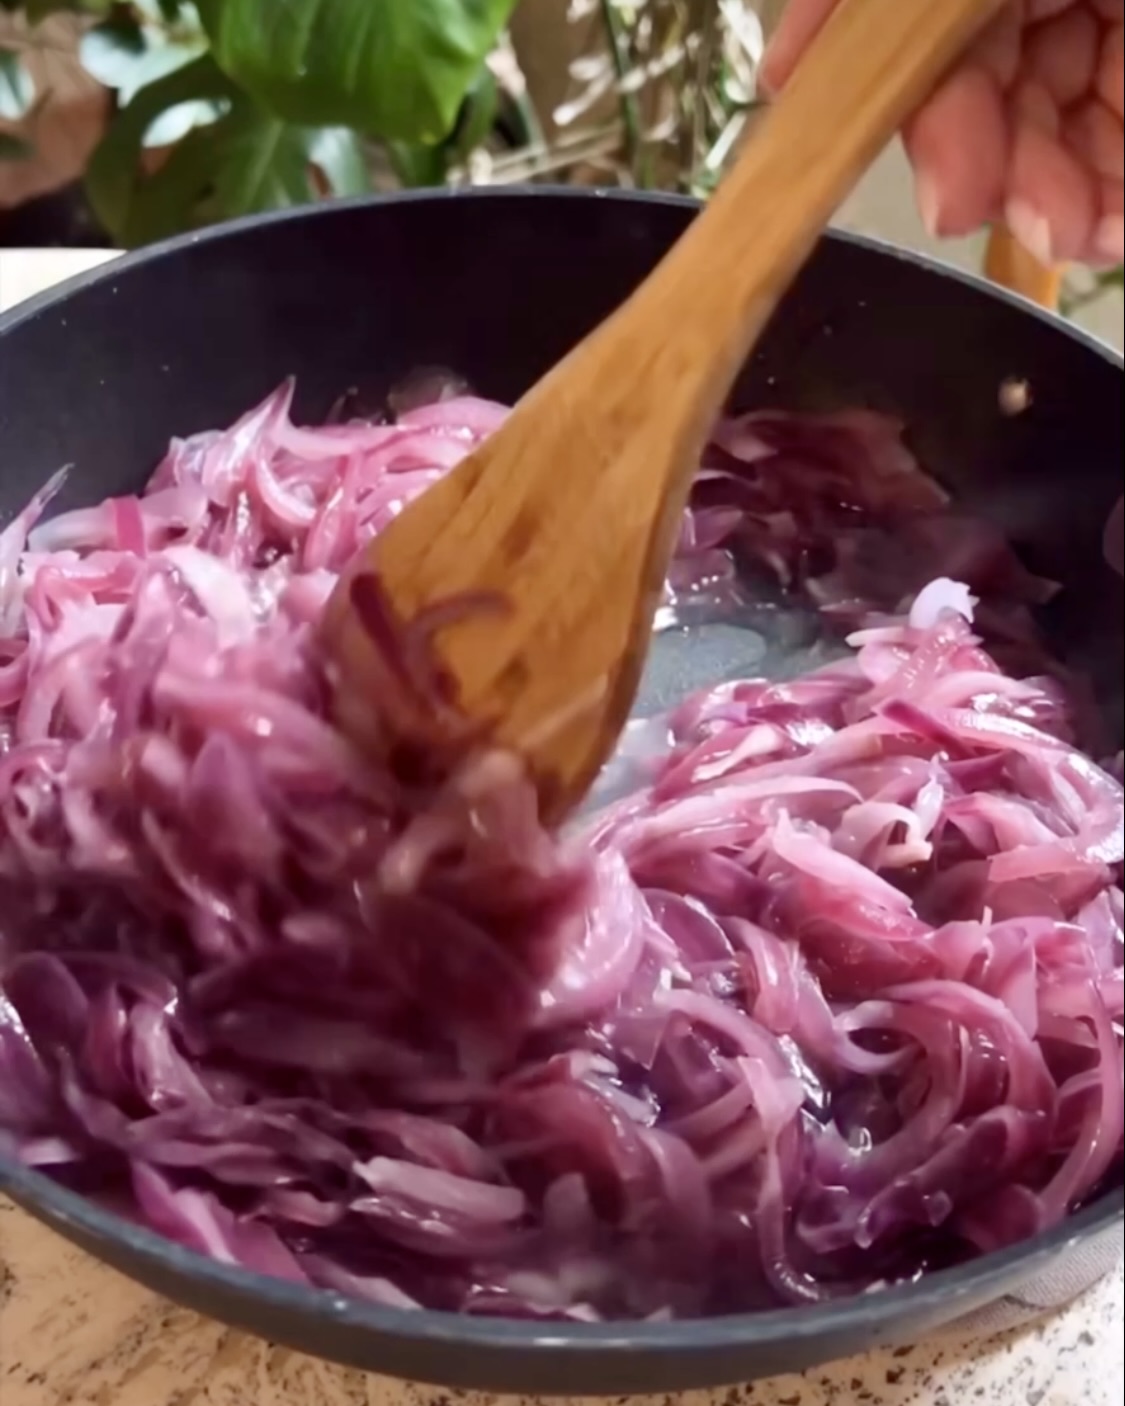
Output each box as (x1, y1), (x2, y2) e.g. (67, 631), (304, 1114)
(984, 226), (1063, 310)
(632, 0), (1007, 409)
(323, 0), (1008, 819)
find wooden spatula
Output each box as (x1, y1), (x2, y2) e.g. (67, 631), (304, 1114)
(320, 0), (1003, 823)
(984, 226), (1064, 310)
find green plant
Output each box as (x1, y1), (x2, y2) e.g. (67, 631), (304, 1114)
(0, 34), (36, 152)
(542, 0), (762, 195)
(1060, 263), (1124, 318)
(0, 0), (521, 244)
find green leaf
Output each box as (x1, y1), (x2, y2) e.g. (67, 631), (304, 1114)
(0, 131), (32, 160)
(208, 105), (316, 218)
(77, 0), (212, 143)
(388, 67), (496, 188)
(87, 55), (371, 247)
(386, 139), (448, 189)
(80, 9), (208, 112)
(119, 120), (225, 243)
(79, 18), (149, 91)
(212, 106), (371, 218)
(449, 65), (497, 163)
(0, 48), (34, 121)
(495, 82), (542, 152)
(86, 54), (236, 240)
(196, 0), (518, 143)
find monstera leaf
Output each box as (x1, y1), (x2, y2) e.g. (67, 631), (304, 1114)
(0, 47), (34, 121)
(87, 55), (369, 247)
(196, 0), (518, 143)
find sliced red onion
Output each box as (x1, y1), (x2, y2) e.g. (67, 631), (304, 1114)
(0, 382), (1118, 1324)
(909, 576), (977, 629)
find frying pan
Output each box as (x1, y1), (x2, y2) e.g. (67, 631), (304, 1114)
(0, 190), (1121, 1395)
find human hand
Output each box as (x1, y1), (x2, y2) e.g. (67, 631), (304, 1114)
(761, 0), (1123, 268)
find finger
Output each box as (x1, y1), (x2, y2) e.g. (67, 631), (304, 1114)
(1025, 3), (1101, 106)
(1026, 0), (1077, 18)
(1012, 78), (1062, 135)
(760, 0), (840, 95)
(1097, 23), (1123, 117)
(1006, 122), (1100, 261)
(904, 67), (1009, 237)
(1093, 178), (1123, 262)
(1062, 97), (1124, 180)
(971, 5), (1023, 89)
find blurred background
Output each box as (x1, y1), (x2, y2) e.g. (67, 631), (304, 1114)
(0, 0), (1120, 344)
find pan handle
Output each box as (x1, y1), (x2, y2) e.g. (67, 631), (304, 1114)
(983, 226), (1063, 311)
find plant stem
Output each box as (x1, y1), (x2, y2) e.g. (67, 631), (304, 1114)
(599, 0), (642, 182)
(1059, 265), (1124, 318)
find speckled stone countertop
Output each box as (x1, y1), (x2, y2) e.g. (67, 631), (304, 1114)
(1, 1199), (1121, 1406)
(1, 249), (1123, 1406)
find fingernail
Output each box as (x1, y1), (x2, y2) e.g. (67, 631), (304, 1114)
(1005, 199), (1055, 266)
(1092, 215), (1125, 265)
(916, 173), (945, 239)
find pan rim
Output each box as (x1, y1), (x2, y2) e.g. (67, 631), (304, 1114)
(1, 186), (1123, 375)
(0, 185), (1121, 1362)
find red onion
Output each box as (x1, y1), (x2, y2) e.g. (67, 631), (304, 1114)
(0, 382), (1119, 1322)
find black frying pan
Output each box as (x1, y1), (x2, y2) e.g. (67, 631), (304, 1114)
(0, 190), (1121, 1395)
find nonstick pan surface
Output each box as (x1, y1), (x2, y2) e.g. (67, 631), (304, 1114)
(0, 190), (1121, 1395)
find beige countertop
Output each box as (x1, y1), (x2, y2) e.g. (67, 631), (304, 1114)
(0, 247), (118, 312)
(0, 247), (1121, 1406)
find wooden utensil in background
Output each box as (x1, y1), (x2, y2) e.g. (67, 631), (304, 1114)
(985, 226), (1063, 310)
(321, 0), (1004, 823)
